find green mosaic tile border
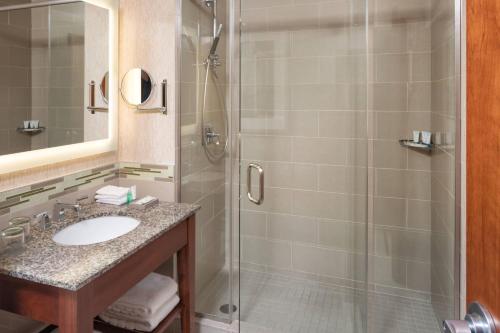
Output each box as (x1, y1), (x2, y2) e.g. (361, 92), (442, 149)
(0, 162), (174, 217)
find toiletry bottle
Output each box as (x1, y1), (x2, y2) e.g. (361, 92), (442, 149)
(127, 189), (133, 204)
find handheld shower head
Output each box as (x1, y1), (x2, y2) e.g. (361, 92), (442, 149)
(209, 24), (223, 56)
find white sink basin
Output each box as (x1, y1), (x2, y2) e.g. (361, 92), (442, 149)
(53, 216), (140, 246)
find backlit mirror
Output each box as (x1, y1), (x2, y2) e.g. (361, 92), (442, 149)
(120, 68), (154, 106)
(100, 72), (109, 104)
(0, 1), (112, 156)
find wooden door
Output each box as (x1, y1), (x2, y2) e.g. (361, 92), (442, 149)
(467, 0), (500, 330)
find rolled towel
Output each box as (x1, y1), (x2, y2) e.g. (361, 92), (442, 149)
(107, 273), (178, 317)
(96, 185), (130, 198)
(100, 295), (180, 332)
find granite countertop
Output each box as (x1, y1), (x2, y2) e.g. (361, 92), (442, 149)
(0, 201), (199, 291)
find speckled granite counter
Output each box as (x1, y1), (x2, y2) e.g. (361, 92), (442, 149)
(0, 202), (199, 291)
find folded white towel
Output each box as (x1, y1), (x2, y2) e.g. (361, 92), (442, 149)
(96, 185), (130, 198)
(51, 329), (101, 333)
(96, 198), (128, 206)
(107, 273), (178, 317)
(100, 295), (180, 332)
(95, 194), (128, 200)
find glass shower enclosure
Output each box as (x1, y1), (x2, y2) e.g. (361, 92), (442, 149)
(179, 0), (461, 332)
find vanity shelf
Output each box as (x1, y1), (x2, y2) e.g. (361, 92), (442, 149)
(17, 127), (45, 135)
(399, 139), (433, 152)
(94, 304), (181, 333)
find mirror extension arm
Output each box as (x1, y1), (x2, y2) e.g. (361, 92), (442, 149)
(87, 81), (108, 114)
(135, 80), (168, 115)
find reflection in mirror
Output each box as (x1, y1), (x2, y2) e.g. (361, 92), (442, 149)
(0, 1), (110, 156)
(120, 68), (154, 106)
(100, 72), (109, 104)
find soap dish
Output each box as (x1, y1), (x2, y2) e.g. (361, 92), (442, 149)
(130, 196), (159, 210)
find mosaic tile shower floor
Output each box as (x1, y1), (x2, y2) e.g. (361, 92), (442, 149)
(198, 269), (441, 333)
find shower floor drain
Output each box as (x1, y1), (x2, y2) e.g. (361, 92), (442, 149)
(219, 303), (238, 314)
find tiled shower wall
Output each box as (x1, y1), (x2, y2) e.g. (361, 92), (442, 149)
(430, 0), (457, 322)
(239, 0), (440, 300)
(240, 0), (368, 289)
(46, 3), (85, 147)
(180, 0), (227, 300)
(368, 0), (434, 299)
(0, 5), (31, 154)
(30, 3), (86, 150)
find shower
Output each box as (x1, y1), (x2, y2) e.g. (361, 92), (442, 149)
(200, 0), (228, 162)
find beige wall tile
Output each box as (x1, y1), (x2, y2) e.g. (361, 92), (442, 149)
(293, 190), (366, 222)
(267, 162), (317, 191)
(241, 210), (267, 237)
(375, 227), (431, 261)
(266, 111), (318, 137)
(408, 82), (431, 111)
(242, 236), (292, 269)
(242, 135), (291, 162)
(373, 140), (407, 169)
(319, 55), (367, 84)
(292, 137), (347, 165)
(408, 199), (431, 230)
(373, 255), (406, 288)
(408, 148), (431, 171)
(372, 25), (407, 53)
(267, 4), (319, 31)
(372, 84), (407, 111)
(376, 54), (410, 82)
(407, 261), (431, 291)
(318, 111), (366, 139)
(373, 197), (406, 227)
(268, 213), (317, 243)
(318, 165), (367, 194)
(318, 219), (365, 252)
(376, 169), (431, 200)
(375, 112), (408, 140)
(242, 186), (292, 214)
(292, 244), (348, 278)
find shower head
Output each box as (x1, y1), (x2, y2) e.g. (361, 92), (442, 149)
(209, 24), (223, 56)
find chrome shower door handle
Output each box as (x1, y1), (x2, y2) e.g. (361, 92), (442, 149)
(247, 163), (264, 205)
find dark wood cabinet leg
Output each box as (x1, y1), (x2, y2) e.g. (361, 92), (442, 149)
(178, 216), (195, 333)
(58, 288), (93, 333)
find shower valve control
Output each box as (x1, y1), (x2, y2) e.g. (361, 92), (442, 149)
(204, 126), (221, 145)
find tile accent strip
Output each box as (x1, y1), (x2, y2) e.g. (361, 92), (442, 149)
(0, 162), (174, 217)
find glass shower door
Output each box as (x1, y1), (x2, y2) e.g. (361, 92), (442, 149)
(238, 1), (369, 332)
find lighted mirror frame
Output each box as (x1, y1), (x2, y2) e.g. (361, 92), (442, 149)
(0, 0), (119, 175)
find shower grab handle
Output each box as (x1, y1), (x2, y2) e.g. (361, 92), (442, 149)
(247, 163), (264, 205)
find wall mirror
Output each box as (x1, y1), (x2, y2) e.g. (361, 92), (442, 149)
(0, 0), (119, 174)
(120, 68), (154, 106)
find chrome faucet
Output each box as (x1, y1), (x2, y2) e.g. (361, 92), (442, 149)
(53, 199), (84, 222)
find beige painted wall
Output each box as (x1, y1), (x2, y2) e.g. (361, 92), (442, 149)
(118, 0), (177, 168)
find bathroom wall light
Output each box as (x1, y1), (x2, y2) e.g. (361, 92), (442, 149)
(0, 0), (119, 175)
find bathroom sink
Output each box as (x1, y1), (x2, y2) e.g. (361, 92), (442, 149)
(53, 216), (140, 246)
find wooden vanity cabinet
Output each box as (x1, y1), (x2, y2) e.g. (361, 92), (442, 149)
(0, 215), (196, 333)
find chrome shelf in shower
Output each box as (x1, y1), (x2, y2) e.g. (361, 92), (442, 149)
(399, 139), (433, 152)
(17, 127), (46, 135)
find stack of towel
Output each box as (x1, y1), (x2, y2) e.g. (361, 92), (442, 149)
(99, 273), (180, 332)
(95, 185), (134, 206)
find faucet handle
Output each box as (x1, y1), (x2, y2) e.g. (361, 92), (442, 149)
(33, 212), (51, 231)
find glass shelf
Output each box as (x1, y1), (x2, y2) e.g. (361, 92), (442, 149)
(16, 127), (46, 135)
(399, 139), (433, 152)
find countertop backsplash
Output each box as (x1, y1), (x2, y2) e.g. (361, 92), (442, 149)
(0, 162), (174, 230)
